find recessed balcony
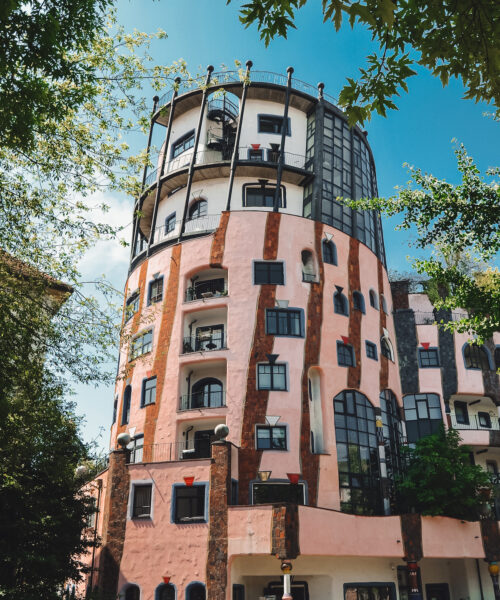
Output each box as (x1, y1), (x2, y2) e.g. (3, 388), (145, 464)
(182, 307), (227, 354)
(185, 268), (228, 302)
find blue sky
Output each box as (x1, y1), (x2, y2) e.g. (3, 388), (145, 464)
(75, 0), (499, 451)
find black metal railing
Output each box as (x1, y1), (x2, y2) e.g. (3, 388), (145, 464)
(237, 146), (307, 169)
(450, 413), (500, 431)
(207, 97), (239, 121)
(413, 311), (469, 325)
(126, 441), (194, 463)
(185, 279), (227, 301)
(153, 214), (221, 244)
(182, 333), (226, 354)
(180, 390), (226, 411)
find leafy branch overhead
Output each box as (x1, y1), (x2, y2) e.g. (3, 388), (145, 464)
(231, 0), (500, 125)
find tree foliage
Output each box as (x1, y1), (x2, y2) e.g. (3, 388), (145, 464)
(396, 426), (491, 520)
(353, 144), (500, 340)
(0, 0), (113, 151)
(230, 0), (500, 125)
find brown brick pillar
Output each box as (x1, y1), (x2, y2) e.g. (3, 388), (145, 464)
(206, 441), (231, 600)
(97, 449), (130, 598)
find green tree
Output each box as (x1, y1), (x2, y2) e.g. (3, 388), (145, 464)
(397, 426), (491, 520)
(0, 0), (114, 151)
(231, 0), (500, 126)
(355, 144), (500, 341)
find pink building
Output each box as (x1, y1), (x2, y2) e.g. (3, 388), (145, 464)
(80, 66), (500, 600)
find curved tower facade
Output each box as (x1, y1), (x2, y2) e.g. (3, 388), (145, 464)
(82, 66), (500, 600)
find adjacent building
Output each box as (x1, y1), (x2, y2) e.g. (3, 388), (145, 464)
(80, 65), (500, 600)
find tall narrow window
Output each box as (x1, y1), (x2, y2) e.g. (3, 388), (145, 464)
(148, 277), (163, 304)
(322, 240), (337, 265)
(369, 289), (378, 309)
(301, 250), (316, 282)
(112, 396), (118, 424)
(141, 376), (157, 407)
(352, 291), (365, 313)
(454, 400), (470, 425)
(380, 294), (388, 314)
(121, 385), (131, 425)
(186, 584), (206, 600)
(334, 291), (349, 315)
(128, 434), (144, 464)
(165, 212), (176, 234)
(132, 484), (152, 518)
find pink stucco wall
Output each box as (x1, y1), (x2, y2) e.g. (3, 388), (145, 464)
(421, 516), (484, 558)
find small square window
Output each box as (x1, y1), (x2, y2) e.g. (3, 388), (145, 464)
(173, 485), (206, 523)
(337, 342), (355, 367)
(258, 115), (291, 135)
(365, 341), (378, 360)
(418, 348), (440, 368)
(257, 363), (287, 390)
(254, 261), (284, 285)
(256, 426), (287, 450)
(248, 149), (264, 161)
(132, 483), (152, 518)
(141, 376), (156, 407)
(478, 412), (492, 428)
(148, 277), (163, 304)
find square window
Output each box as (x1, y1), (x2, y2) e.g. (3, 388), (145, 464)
(148, 277), (163, 304)
(244, 185), (285, 208)
(256, 426), (287, 450)
(141, 376), (156, 407)
(173, 485), (206, 523)
(337, 342), (355, 367)
(132, 483), (152, 518)
(265, 308), (302, 337)
(254, 261), (284, 285)
(257, 363), (287, 390)
(258, 115), (291, 135)
(365, 341), (378, 360)
(418, 348), (440, 368)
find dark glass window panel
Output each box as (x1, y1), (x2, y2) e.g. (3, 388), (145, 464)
(464, 344), (491, 370)
(248, 149), (263, 160)
(495, 347), (500, 370)
(257, 363), (287, 390)
(266, 308), (302, 336)
(404, 393), (443, 443)
(334, 292), (348, 315)
(254, 261), (284, 285)
(158, 585), (175, 600)
(337, 343), (354, 367)
(165, 213), (176, 233)
(353, 291), (365, 313)
(172, 130), (194, 158)
(253, 483), (304, 505)
(187, 584), (206, 600)
(148, 278), (163, 304)
(174, 486), (205, 522)
(455, 401), (469, 425)
(132, 484), (152, 518)
(245, 185), (284, 208)
(419, 348), (440, 368)
(122, 386), (131, 425)
(322, 240), (337, 265)
(366, 341), (377, 360)
(191, 378), (223, 408)
(142, 377), (157, 406)
(478, 412), (492, 428)
(256, 426), (287, 450)
(125, 585), (141, 600)
(194, 324), (224, 351)
(125, 292), (140, 322)
(258, 115), (291, 135)
(369, 290), (378, 309)
(381, 337), (392, 359)
(344, 584), (395, 600)
(188, 199), (207, 220)
(131, 329), (153, 359)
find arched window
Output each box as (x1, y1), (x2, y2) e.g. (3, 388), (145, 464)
(186, 583), (206, 600)
(369, 289), (378, 309)
(334, 390), (381, 515)
(156, 583), (175, 600)
(381, 336), (394, 361)
(322, 240), (337, 265)
(188, 199), (207, 221)
(464, 343), (491, 370)
(301, 250), (316, 282)
(124, 584), (140, 600)
(121, 385), (131, 425)
(380, 294), (388, 314)
(334, 291), (349, 316)
(352, 291), (365, 313)
(191, 378), (223, 409)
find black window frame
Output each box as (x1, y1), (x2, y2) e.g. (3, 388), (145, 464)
(256, 425), (287, 450)
(380, 336), (393, 360)
(454, 400), (470, 425)
(403, 393), (443, 443)
(418, 347), (440, 368)
(130, 329), (153, 360)
(464, 343), (491, 370)
(365, 341), (378, 360)
(188, 199), (208, 221)
(257, 114), (291, 135)
(337, 341), (355, 367)
(243, 183), (286, 208)
(257, 362), (287, 391)
(478, 411), (492, 428)
(253, 261), (285, 285)
(334, 291), (349, 316)
(112, 396), (118, 424)
(125, 290), (140, 323)
(141, 376), (157, 407)
(190, 377), (224, 409)
(157, 583), (176, 600)
(121, 385), (131, 425)
(165, 212), (176, 234)
(171, 129), (195, 159)
(265, 308), (304, 337)
(173, 484), (206, 524)
(132, 483), (152, 519)
(148, 276), (163, 305)
(322, 239), (337, 265)
(128, 434), (144, 464)
(247, 148), (264, 161)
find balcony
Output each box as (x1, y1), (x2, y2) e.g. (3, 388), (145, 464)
(127, 440), (201, 463)
(182, 331), (226, 354)
(185, 277), (228, 302)
(180, 389), (226, 411)
(450, 413), (500, 431)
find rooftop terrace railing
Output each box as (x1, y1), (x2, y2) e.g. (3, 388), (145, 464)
(450, 413), (500, 431)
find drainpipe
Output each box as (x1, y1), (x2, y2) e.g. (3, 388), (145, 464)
(225, 60), (253, 211)
(179, 65), (214, 240)
(273, 66), (293, 212)
(148, 77), (181, 253)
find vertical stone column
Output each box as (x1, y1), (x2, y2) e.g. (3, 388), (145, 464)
(206, 441), (231, 600)
(97, 449), (130, 598)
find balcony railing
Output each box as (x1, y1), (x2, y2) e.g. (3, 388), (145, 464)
(153, 214), (221, 244)
(207, 96), (239, 121)
(127, 440), (199, 463)
(157, 70), (338, 111)
(180, 390), (226, 411)
(450, 413), (500, 431)
(185, 279), (227, 302)
(182, 333), (227, 354)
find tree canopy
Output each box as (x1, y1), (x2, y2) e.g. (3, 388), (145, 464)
(397, 426), (491, 520)
(231, 0), (500, 125)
